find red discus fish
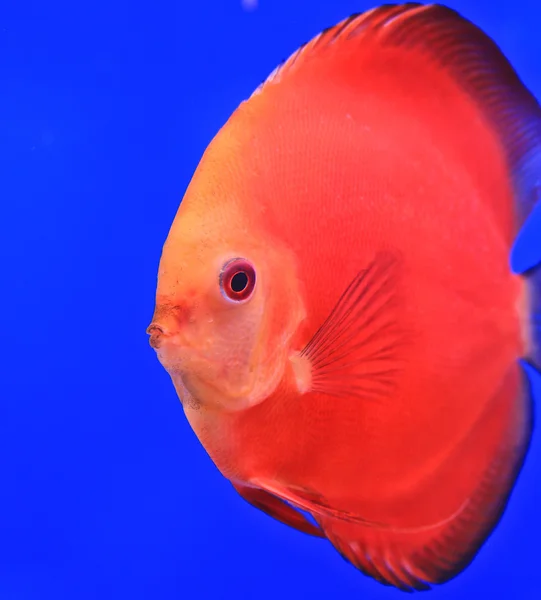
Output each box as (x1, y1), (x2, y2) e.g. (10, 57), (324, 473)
(147, 3), (541, 590)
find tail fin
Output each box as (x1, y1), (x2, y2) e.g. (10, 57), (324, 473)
(512, 204), (541, 368)
(490, 48), (541, 368)
(473, 9), (541, 367)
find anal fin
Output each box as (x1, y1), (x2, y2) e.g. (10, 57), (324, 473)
(314, 364), (533, 590)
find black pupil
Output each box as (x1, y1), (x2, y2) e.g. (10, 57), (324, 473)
(231, 271), (249, 293)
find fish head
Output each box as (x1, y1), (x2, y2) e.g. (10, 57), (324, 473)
(147, 131), (305, 412)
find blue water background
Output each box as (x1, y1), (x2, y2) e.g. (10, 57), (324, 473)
(1, 1), (540, 598)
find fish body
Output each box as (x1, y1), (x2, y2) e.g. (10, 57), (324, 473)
(148, 4), (541, 590)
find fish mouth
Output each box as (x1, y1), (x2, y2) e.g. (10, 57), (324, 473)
(147, 301), (192, 349)
(146, 323), (166, 349)
(146, 322), (185, 369)
(146, 319), (186, 377)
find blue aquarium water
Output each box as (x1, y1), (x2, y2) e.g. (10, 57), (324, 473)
(1, 1), (540, 598)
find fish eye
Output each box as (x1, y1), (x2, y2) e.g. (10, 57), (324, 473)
(220, 258), (256, 302)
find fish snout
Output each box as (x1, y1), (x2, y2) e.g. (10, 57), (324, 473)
(146, 302), (191, 350)
(146, 323), (167, 349)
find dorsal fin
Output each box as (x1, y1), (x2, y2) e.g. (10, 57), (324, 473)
(251, 2), (541, 367)
(252, 3), (541, 233)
